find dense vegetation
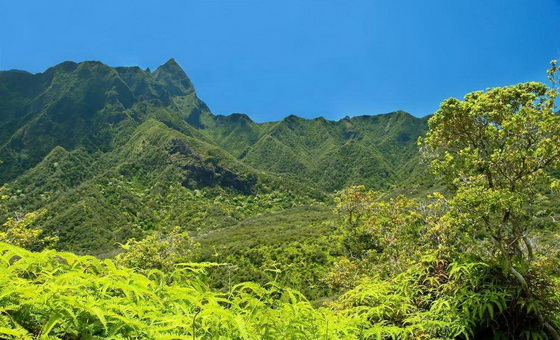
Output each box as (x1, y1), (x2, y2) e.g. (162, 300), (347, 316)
(0, 59), (559, 339)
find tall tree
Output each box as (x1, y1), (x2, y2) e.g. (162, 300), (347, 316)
(421, 64), (560, 338)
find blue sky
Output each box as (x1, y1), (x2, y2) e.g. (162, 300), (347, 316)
(2, 0), (559, 121)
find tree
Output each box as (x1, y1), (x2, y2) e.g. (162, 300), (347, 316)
(421, 67), (560, 338)
(332, 187), (451, 284)
(0, 208), (57, 249)
(116, 226), (200, 272)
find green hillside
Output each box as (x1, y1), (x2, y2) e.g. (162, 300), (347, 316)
(0, 59), (431, 255)
(202, 111), (430, 191)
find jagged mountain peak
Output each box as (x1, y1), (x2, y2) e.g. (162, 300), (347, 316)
(153, 58), (194, 96)
(0, 59), (429, 194)
(154, 58), (187, 79)
(160, 57), (180, 68)
(0, 59), (211, 183)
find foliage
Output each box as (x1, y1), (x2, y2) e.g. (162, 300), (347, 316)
(335, 254), (527, 339)
(327, 75), (560, 337)
(116, 226), (200, 272)
(334, 186), (424, 267)
(331, 186), (560, 338)
(420, 79), (560, 337)
(197, 206), (340, 300)
(0, 209), (56, 250)
(0, 242), (361, 340)
(330, 187), (453, 286)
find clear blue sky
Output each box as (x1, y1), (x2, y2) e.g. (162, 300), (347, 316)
(2, 0), (559, 121)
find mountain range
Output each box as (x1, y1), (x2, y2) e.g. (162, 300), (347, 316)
(0, 59), (433, 254)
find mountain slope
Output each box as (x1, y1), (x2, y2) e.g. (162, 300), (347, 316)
(201, 111), (429, 191)
(0, 59), (433, 254)
(0, 59), (211, 184)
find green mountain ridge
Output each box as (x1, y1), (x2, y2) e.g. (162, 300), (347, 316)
(0, 59), (433, 254)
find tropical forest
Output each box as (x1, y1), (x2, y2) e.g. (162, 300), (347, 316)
(1, 1), (560, 339)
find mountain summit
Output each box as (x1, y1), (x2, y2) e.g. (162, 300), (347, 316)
(153, 58), (195, 96)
